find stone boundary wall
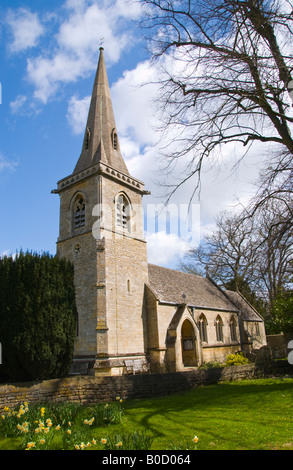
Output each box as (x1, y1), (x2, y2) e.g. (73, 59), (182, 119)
(266, 333), (293, 359)
(0, 363), (291, 413)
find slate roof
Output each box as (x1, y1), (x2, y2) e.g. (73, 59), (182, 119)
(147, 264), (263, 322)
(224, 290), (263, 322)
(147, 264), (238, 312)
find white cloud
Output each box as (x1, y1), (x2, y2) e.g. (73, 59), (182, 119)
(26, 0), (143, 104)
(0, 250), (16, 259)
(27, 52), (92, 104)
(111, 60), (159, 147)
(6, 8), (44, 53)
(0, 153), (18, 173)
(10, 95), (27, 114)
(67, 94), (91, 134)
(146, 231), (190, 267)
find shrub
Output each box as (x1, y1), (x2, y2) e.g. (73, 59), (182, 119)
(225, 353), (250, 366)
(198, 361), (223, 369)
(0, 251), (77, 382)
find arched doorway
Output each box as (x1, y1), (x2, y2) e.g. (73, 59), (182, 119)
(181, 319), (197, 367)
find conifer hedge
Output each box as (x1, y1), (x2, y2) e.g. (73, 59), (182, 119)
(0, 251), (77, 382)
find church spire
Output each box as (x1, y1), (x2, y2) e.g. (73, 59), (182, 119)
(73, 47), (129, 175)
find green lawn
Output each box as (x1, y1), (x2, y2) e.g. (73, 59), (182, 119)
(120, 377), (293, 450)
(1, 377), (293, 450)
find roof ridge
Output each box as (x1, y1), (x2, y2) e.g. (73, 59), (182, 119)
(225, 289), (264, 321)
(147, 263), (205, 281)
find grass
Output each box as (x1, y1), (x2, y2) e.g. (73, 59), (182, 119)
(121, 377), (293, 450)
(1, 377), (293, 450)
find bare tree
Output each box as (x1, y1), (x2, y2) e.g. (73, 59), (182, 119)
(180, 211), (258, 289)
(140, 0), (293, 199)
(251, 197), (293, 304)
(180, 197), (293, 309)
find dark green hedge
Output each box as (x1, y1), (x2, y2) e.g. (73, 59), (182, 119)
(0, 251), (77, 382)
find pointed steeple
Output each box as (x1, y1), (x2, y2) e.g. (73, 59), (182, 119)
(73, 47), (129, 175)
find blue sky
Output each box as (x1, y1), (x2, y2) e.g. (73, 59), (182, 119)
(0, 0), (262, 268)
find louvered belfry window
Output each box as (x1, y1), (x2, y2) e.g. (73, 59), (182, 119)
(116, 194), (130, 231)
(74, 196), (85, 229)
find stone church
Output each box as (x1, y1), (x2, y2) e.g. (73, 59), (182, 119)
(53, 48), (267, 376)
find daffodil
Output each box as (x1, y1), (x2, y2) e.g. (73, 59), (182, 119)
(193, 435), (199, 444)
(26, 442), (36, 449)
(101, 438), (107, 445)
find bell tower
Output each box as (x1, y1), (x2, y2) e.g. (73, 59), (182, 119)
(53, 48), (149, 375)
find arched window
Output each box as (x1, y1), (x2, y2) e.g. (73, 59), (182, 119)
(74, 195), (85, 229)
(116, 193), (130, 231)
(198, 314), (208, 343)
(215, 315), (224, 342)
(230, 316), (237, 342)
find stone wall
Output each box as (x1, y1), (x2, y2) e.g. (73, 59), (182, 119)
(0, 363), (291, 414)
(266, 334), (293, 359)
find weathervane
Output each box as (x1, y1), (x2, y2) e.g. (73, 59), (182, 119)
(99, 37), (104, 50)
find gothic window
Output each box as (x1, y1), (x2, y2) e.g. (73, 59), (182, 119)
(198, 314), (208, 343)
(215, 315), (224, 342)
(230, 316), (237, 342)
(116, 193), (130, 231)
(74, 196), (85, 229)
